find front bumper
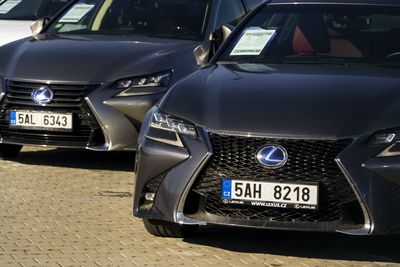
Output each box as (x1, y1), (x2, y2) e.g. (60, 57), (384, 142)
(0, 79), (165, 151)
(134, 112), (400, 235)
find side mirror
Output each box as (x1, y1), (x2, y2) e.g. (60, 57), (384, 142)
(193, 40), (217, 66)
(31, 17), (50, 37)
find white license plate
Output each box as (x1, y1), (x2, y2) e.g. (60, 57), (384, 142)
(221, 179), (318, 210)
(9, 111), (73, 131)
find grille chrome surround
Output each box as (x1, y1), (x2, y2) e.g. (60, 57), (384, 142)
(0, 81), (105, 148)
(185, 133), (364, 231)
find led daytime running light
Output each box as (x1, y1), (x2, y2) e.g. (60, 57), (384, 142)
(151, 112), (197, 137)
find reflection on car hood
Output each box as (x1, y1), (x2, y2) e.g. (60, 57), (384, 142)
(162, 63), (400, 139)
(0, 20), (33, 47)
(0, 34), (198, 83)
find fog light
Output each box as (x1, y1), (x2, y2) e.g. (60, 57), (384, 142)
(144, 192), (155, 201)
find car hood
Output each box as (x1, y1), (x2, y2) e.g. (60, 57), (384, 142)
(162, 64), (400, 139)
(0, 34), (198, 83)
(0, 20), (33, 47)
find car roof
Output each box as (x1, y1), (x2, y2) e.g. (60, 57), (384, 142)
(268, 0), (400, 6)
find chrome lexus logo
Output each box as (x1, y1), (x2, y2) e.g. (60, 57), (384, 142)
(256, 145), (288, 168)
(31, 86), (54, 104)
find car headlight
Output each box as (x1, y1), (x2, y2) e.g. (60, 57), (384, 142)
(145, 110), (197, 148)
(151, 111), (197, 137)
(369, 130), (400, 157)
(115, 71), (172, 89)
(370, 133), (396, 145)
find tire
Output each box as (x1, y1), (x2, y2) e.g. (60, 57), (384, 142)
(143, 219), (198, 238)
(0, 144), (23, 159)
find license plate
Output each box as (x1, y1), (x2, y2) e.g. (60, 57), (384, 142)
(221, 178), (318, 210)
(9, 110), (73, 131)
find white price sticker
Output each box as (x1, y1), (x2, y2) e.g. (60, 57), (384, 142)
(230, 27), (277, 56)
(59, 3), (95, 23)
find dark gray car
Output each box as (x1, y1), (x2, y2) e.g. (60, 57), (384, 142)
(0, 0), (261, 157)
(134, 0), (400, 237)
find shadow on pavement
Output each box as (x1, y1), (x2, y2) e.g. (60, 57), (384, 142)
(12, 148), (135, 172)
(186, 226), (400, 263)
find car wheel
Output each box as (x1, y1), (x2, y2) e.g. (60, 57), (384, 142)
(143, 219), (198, 238)
(0, 144), (23, 159)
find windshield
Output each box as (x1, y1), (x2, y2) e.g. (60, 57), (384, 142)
(219, 5), (400, 66)
(0, 0), (69, 20)
(47, 0), (210, 40)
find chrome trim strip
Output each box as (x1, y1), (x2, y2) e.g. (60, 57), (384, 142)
(203, 128), (352, 141)
(0, 92), (4, 105)
(4, 78), (96, 85)
(146, 135), (183, 148)
(86, 144), (110, 152)
(150, 123), (179, 133)
(336, 158), (373, 235)
(176, 212), (207, 225)
(0, 77), (6, 103)
(377, 142), (400, 157)
(84, 97), (110, 151)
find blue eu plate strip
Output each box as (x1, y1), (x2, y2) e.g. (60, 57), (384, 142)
(9, 111), (16, 125)
(221, 178), (232, 199)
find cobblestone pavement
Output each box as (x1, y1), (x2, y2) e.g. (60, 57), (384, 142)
(0, 147), (399, 267)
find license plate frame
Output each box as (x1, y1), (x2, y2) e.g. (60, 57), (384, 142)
(9, 110), (73, 132)
(221, 178), (319, 210)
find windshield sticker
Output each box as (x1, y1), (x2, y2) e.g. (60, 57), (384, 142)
(59, 3), (95, 23)
(0, 0), (22, 14)
(230, 28), (277, 56)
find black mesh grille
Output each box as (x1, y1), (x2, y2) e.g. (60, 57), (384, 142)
(187, 133), (363, 228)
(0, 81), (105, 147)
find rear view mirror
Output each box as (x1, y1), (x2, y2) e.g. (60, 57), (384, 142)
(193, 40), (217, 66)
(31, 18), (50, 37)
(329, 16), (371, 31)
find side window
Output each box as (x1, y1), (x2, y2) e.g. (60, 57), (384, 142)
(216, 0), (246, 29)
(245, 0), (264, 11)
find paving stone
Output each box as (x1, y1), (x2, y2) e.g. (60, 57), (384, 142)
(0, 147), (398, 266)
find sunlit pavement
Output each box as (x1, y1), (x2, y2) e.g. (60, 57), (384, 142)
(0, 147), (399, 267)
